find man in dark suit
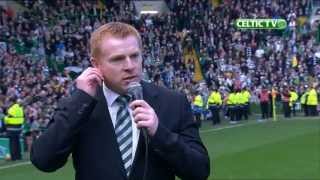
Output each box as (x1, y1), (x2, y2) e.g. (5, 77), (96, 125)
(31, 22), (210, 180)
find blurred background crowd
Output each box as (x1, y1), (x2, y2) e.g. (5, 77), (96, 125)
(0, 0), (319, 158)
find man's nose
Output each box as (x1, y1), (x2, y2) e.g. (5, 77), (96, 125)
(123, 57), (134, 70)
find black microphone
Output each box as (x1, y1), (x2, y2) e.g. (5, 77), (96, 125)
(127, 82), (148, 140)
(127, 81), (148, 180)
(127, 82), (143, 101)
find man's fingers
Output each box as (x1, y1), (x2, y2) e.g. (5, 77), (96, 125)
(84, 68), (103, 81)
(133, 113), (149, 124)
(136, 119), (152, 129)
(90, 68), (103, 80)
(129, 100), (150, 109)
(90, 72), (103, 83)
(81, 68), (103, 79)
(87, 74), (102, 86)
(128, 99), (159, 136)
(132, 107), (148, 117)
(75, 67), (103, 97)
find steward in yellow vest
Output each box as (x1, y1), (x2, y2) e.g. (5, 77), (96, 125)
(300, 86), (308, 116)
(227, 88), (237, 123)
(306, 86), (319, 116)
(234, 89), (242, 121)
(193, 93), (204, 127)
(207, 86), (222, 125)
(289, 87), (298, 116)
(241, 87), (251, 120)
(4, 100), (25, 161)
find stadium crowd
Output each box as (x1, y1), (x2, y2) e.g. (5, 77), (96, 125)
(0, 0), (319, 157)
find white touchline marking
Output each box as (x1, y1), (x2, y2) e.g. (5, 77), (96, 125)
(0, 161), (31, 170)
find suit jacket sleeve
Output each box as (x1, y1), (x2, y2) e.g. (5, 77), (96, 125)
(150, 93), (210, 180)
(31, 89), (97, 172)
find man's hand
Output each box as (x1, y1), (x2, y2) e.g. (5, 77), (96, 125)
(130, 100), (159, 136)
(75, 67), (103, 97)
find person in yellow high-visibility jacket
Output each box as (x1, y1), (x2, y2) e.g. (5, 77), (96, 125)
(289, 87), (298, 116)
(4, 100), (25, 161)
(207, 86), (222, 125)
(234, 88), (242, 121)
(241, 87), (251, 120)
(227, 88), (237, 123)
(300, 85), (308, 116)
(306, 85), (319, 116)
(193, 92), (204, 127)
(281, 85), (291, 118)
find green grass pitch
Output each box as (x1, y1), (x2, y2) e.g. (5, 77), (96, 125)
(0, 116), (319, 180)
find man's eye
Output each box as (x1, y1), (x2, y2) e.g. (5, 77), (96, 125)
(111, 57), (123, 62)
(131, 53), (139, 59)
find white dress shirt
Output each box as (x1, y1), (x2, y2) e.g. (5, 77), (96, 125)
(102, 83), (140, 161)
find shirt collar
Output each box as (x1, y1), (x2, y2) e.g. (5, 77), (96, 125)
(102, 82), (120, 107)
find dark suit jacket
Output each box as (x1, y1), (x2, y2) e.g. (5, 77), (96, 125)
(31, 82), (210, 180)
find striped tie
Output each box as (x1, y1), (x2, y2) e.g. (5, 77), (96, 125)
(115, 96), (133, 176)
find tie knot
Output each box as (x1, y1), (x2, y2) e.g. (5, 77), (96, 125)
(116, 95), (131, 106)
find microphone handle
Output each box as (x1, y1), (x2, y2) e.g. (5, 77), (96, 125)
(141, 128), (148, 142)
(131, 97), (148, 141)
(141, 127), (149, 180)
(129, 94), (148, 180)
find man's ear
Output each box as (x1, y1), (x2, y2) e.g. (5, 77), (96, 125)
(90, 57), (98, 67)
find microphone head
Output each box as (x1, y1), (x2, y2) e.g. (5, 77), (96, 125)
(127, 82), (143, 101)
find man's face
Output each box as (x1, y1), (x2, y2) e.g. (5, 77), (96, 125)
(93, 35), (143, 94)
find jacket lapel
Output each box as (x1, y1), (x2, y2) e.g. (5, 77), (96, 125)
(141, 81), (160, 113)
(95, 87), (127, 179)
